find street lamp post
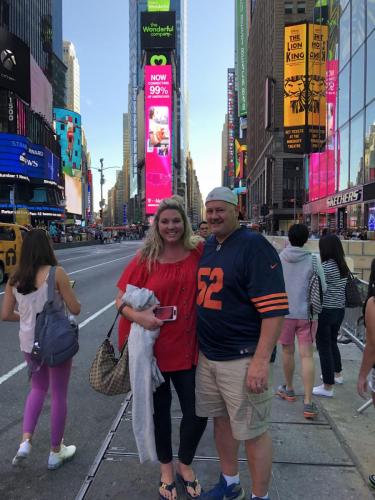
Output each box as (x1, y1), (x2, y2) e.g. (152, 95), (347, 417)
(91, 160), (122, 221)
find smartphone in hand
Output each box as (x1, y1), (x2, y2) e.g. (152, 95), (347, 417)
(154, 306), (177, 322)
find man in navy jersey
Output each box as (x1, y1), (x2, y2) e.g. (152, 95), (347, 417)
(196, 187), (289, 500)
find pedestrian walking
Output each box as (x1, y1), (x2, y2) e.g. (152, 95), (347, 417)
(196, 187), (289, 500)
(276, 224), (326, 419)
(115, 195), (207, 500)
(1, 229), (81, 469)
(313, 235), (349, 397)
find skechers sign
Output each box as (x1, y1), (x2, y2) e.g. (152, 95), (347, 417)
(0, 133), (60, 182)
(141, 12), (176, 50)
(327, 189), (362, 208)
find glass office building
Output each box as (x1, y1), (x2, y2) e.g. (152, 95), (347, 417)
(304, 0), (375, 233)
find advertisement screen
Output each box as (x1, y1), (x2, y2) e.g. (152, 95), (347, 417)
(53, 108), (82, 176)
(0, 28), (30, 103)
(145, 65), (172, 214)
(64, 173), (82, 215)
(235, 0), (248, 116)
(284, 23), (328, 154)
(148, 0), (170, 10)
(0, 133), (60, 182)
(30, 55), (53, 124)
(141, 12), (176, 50)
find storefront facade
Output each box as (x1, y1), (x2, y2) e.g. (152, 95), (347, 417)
(303, 0), (375, 234)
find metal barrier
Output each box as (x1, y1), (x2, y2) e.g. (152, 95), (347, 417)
(339, 278), (373, 413)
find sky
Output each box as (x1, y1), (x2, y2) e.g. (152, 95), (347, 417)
(63, 0), (234, 210)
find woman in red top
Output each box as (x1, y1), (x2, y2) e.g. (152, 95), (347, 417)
(115, 196), (207, 500)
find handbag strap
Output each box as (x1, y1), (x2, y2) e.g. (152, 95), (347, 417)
(311, 254), (318, 273)
(106, 303), (127, 340)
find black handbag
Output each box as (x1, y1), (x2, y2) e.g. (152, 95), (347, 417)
(345, 272), (362, 308)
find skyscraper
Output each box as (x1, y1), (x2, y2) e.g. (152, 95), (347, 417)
(127, 0), (188, 222)
(63, 41), (80, 113)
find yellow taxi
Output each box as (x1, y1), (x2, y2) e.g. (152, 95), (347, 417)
(0, 223), (29, 283)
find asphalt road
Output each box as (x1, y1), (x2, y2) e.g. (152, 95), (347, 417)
(0, 241), (142, 500)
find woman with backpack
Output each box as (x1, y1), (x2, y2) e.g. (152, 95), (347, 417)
(313, 235), (349, 398)
(1, 229), (81, 470)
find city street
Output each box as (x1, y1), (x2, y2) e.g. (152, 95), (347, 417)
(0, 241), (142, 500)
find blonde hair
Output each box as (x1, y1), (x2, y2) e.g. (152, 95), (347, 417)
(140, 195), (200, 268)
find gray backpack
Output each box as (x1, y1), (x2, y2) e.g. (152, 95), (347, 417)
(31, 267), (79, 367)
(308, 255), (323, 319)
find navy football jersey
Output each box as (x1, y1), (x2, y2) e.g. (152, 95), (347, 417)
(197, 227), (289, 361)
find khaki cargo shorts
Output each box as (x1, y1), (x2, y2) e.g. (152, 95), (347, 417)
(195, 352), (273, 441)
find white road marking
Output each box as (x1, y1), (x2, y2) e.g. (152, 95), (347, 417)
(0, 299), (117, 385)
(0, 252), (136, 295)
(0, 251), (136, 384)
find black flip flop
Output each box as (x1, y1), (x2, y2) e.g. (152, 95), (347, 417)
(159, 480), (177, 500)
(176, 472), (203, 499)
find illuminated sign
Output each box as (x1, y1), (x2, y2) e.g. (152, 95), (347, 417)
(144, 65), (172, 214)
(327, 189), (362, 208)
(0, 28), (30, 103)
(53, 108), (82, 177)
(0, 133), (60, 182)
(235, 0), (248, 117)
(141, 12), (176, 50)
(64, 173), (82, 215)
(148, 0), (170, 11)
(284, 23), (328, 154)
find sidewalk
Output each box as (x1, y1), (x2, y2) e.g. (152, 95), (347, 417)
(76, 343), (375, 500)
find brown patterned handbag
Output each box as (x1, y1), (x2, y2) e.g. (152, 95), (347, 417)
(89, 305), (131, 396)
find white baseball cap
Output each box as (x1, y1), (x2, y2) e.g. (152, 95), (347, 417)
(205, 187), (238, 206)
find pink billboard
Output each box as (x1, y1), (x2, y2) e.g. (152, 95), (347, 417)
(145, 65), (172, 214)
(308, 60), (338, 201)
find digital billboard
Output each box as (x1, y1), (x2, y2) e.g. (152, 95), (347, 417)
(64, 173), (82, 215)
(0, 133), (60, 182)
(141, 12), (176, 50)
(53, 108), (82, 176)
(235, 0), (248, 117)
(144, 64), (172, 214)
(148, 0), (170, 10)
(284, 23), (328, 154)
(0, 28), (30, 104)
(30, 55), (53, 124)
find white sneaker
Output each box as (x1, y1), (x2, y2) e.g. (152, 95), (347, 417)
(12, 439), (32, 466)
(320, 374), (344, 384)
(48, 443), (76, 470)
(313, 384), (334, 397)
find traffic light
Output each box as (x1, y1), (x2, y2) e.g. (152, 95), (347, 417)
(99, 209), (103, 219)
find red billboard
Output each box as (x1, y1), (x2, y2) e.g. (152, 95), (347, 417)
(145, 64), (172, 214)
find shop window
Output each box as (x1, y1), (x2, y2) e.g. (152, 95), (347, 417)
(338, 124), (350, 191)
(339, 6), (351, 71)
(285, 1), (293, 14)
(366, 30), (375, 104)
(350, 111), (365, 186)
(352, 0), (365, 53)
(365, 100), (375, 182)
(351, 45), (365, 117)
(368, 0), (375, 37)
(297, 1), (306, 13)
(338, 64), (350, 127)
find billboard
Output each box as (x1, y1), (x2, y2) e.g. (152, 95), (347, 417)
(141, 12), (176, 50)
(284, 23), (328, 154)
(53, 108), (82, 176)
(30, 55), (53, 124)
(146, 52), (171, 66)
(144, 64), (172, 214)
(148, 0), (170, 10)
(235, 0), (248, 116)
(0, 133), (60, 182)
(0, 28), (30, 104)
(235, 138), (247, 178)
(64, 173), (82, 215)
(227, 69), (236, 179)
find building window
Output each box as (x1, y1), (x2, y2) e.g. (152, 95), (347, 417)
(366, 30), (375, 104)
(285, 1), (293, 14)
(339, 5), (351, 71)
(365, 100), (375, 183)
(350, 111), (365, 186)
(338, 124), (350, 191)
(351, 44), (365, 118)
(297, 1), (306, 14)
